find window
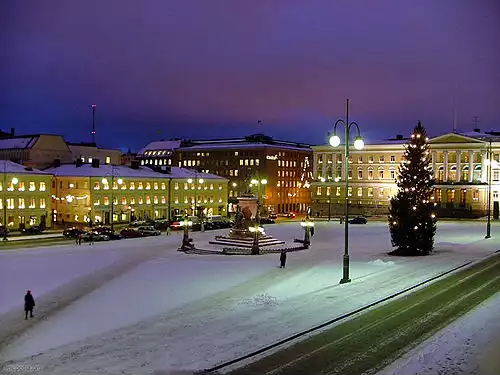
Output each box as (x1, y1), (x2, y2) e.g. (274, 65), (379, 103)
(390, 155), (396, 162)
(154, 196), (159, 204)
(379, 156), (385, 163)
(357, 187), (363, 197)
(39, 182), (46, 191)
(121, 197), (127, 205)
(240, 160), (243, 166)
(369, 156), (374, 163)
(336, 187), (341, 196)
(347, 187), (352, 196)
(326, 186), (331, 196)
(358, 156), (363, 163)
(146, 182), (151, 190)
(494, 171), (499, 182)
(378, 169), (384, 179)
(130, 182), (135, 190)
(161, 182), (166, 190)
(7, 198), (14, 209)
(29, 198), (36, 208)
(154, 182), (159, 190)
(146, 196), (151, 204)
(105, 156), (111, 164)
(358, 169), (363, 179)
(368, 168), (374, 180)
(316, 186), (322, 196)
(130, 197), (135, 205)
(245, 159), (249, 166)
(18, 198), (25, 209)
(104, 197), (109, 205)
(29, 182), (36, 191)
(390, 169), (396, 180)
(256, 159), (260, 166)
(138, 182), (143, 190)
(93, 181), (100, 190)
(250, 159), (254, 166)
(379, 188), (384, 197)
(472, 189), (479, 201)
(40, 198), (46, 208)
(18, 182), (25, 191)
(368, 187), (373, 197)
(235, 151), (239, 156)
(161, 196), (166, 204)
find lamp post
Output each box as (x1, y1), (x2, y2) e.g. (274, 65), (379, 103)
(250, 178), (267, 223)
(485, 139), (493, 239)
(249, 223), (264, 255)
(2, 161), (18, 241)
(300, 215), (314, 247)
(101, 166), (123, 231)
(329, 99), (365, 284)
(179, 214), (193, 250)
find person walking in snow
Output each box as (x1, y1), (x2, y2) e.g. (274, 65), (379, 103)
(24, 290), (35, 320)
(279, 250), (287, 268)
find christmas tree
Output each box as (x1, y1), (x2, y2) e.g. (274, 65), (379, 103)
(388, 121), (436, 255)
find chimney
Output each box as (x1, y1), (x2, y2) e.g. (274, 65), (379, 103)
(76, 158), (83, 167)
(91, 159), (100, 168)
(131, 160), (140, 169)
(53, 159), (61, 168)
(10, 127), (15, 136)
(396, 134), (403, 140)
(473, 128), (481, 133)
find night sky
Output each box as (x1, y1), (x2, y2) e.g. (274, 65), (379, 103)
(1, 1), (499, 151)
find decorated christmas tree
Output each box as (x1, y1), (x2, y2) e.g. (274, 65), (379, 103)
(388, 121), (437, 255)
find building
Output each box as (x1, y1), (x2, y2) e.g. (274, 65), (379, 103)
(67, 142), (122, 165)
(0, 160), (52, 229)
(120, 150), (137, 166)
(0, 134), (73, 169)
(311, 130), (500, 218)
(45, 160), (228, 225)
(138, 134), (313, 214)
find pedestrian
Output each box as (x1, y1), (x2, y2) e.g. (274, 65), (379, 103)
(78, 233), (82, 245)
(24, 290), (35, 320)
(310, 226), (315, 237)
(279, 250), (287, 268)
(75, 235), (79, 245)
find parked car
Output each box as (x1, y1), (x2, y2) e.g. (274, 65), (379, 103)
(137, 226), (161, 236)
(259, 218), (276, 225)
(63, 227), (86, 238)
(269, 213), (278, 219)
(120, 228), (145, 238)
(94, 226), (122, 240)
(348, 216), (367, 224)
(287, 212), (296, 219)
(205, 215), (232, 230)
(130, 220), (148, 227)
(153, 219), (171, 231)
(82, 231), (110, 242)
(170, 216), (201, 231)
(21, 225), (44, 235)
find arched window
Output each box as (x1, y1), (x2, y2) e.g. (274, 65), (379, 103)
(438, 166), (444, 182)
(449, 165), (457, 181)
(462, 166), (469, 181)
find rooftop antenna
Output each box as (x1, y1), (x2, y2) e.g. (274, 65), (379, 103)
(256, 120), (262, 134)
(91, 104), (97, 144)
(473, 116), (480, 132)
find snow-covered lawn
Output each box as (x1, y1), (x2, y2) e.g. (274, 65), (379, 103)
(0, 221), (499, 374)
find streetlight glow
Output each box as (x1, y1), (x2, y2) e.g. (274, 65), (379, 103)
(11, 177), (19, 185)
(329, 134), (341, 147)
(261, 179), (267, 185)
(251, 179), (258, 185)
(187, 178), (193, 184)
(117, 178), (123, 185)
(198, 178), (204, 184)
(354, 136), (365, 150)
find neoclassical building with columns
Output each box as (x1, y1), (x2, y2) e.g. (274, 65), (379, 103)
(311, 131), (500, 218)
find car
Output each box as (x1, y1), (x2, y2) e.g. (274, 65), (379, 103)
(170, 216), (201, 230)
(137, 226), (161, 236)
(130, 220), (148, 227)
(63, 227), (87, 238)
(120, 228), (145, 238)
(153, 219), (171, 231)
(269, 213), (278, 219)
(82, 231), (110, 242)
(94, 226), (122, 240)
(21, 225), (44, 235)
(348, 216), (367, 224)
(259, 218), (276, 225)
(287, 212), (296, 219)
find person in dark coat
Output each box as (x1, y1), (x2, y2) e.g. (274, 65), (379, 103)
(279, 251), (287, 268)
(24, 290), (35, 320)
(310, 226), (315, 237)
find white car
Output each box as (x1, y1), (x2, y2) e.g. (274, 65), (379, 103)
(137, 226), (161, 236)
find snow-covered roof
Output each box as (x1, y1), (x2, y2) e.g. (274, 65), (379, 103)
(137, 140), (182, 156)
(458, 132), (500, 142)
(0, 136), (39, 149)
(177, 143), (312, 152)
(44, 163), (227, 180)
(0, 160), (51, 175)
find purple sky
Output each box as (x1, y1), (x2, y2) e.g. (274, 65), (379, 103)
(1, 0), (499, 151)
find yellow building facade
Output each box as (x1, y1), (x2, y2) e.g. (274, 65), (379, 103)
(0, 161), (52, 229)
(311, 132), (498, 218)
(46, 163), (228, 225)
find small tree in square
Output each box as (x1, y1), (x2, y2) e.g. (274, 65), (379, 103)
(388, 121), (437, 255)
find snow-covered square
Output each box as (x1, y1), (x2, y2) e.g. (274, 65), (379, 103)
(0, 221), (499, 374)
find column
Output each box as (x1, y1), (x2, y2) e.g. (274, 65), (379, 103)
(481, 151), (488, 182)
(468, 151), (474, 182)
(321, 153), (327, 179)
(456, 150), (461, 182)
(431, 151), (437, 179)
(443, 151), (449, 182)
(332, 153), (337, 179)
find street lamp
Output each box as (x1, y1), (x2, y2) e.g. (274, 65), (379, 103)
(250, 178), (267, 222)
(300, 216), (314, 247)
(485, 139), (494, 239)
(2, 161), (18, 241)
(101, 167), (122, 231)
(249, 224), (264, 255)
(179, 214), (194, 250)
(329, 98), (365, 284)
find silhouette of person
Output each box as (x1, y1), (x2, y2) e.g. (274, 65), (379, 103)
(24, 290), (35, 320)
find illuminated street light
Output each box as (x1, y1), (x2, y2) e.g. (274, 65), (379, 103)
(329, 98), (365, 284)
(179, 214), (194, 250)
(300, 216), (315, 247)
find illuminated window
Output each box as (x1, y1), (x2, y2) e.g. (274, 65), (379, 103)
(154, 196), (158, 204)
(245, 159), (249, 166)
(390, 169), (396, 180)
(250, 159), (254, 166)
(146, 196), (151, 204)
(105, 156), (111, 164)
(29, 198), (36, 208)
(40, 198), (46, 208)
(161, 196), (166, 204)
(378, 169), (384, 179)
(326, 186), (331, 196)
(129, 182), (135, 190)
(235, 151), (238, 156)
(210, 184), (214, 190)
(121, 197), (127, 205)
(18, 182), (25, 191)
(316, 186), (322, 196)
(161, 182), (166, 190)
(146, 182), (151, 190)
(348, 187), (352, 196)
(103, 181), (109, 190)
(93, 181), (100, 190)
(18, 198), (25, 209)
(104, 197), (110, 205)
(379, 188), (384, 197)
(130, 197), (135, 205)
(256, 159), (260, 166)
(358, 169), (363, 179)
(7, 198), (14, 209)
(184, 183), (188, 190)
(357, 187), (363, 197)
(368, 187), (373, 197)
(138, 182), (143, 190)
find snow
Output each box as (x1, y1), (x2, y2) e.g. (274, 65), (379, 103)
(44, 163), (227, 180)
(0, 160), (49, 174)
(0, 137), (38, 150)
(0, 221), (499, 374)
